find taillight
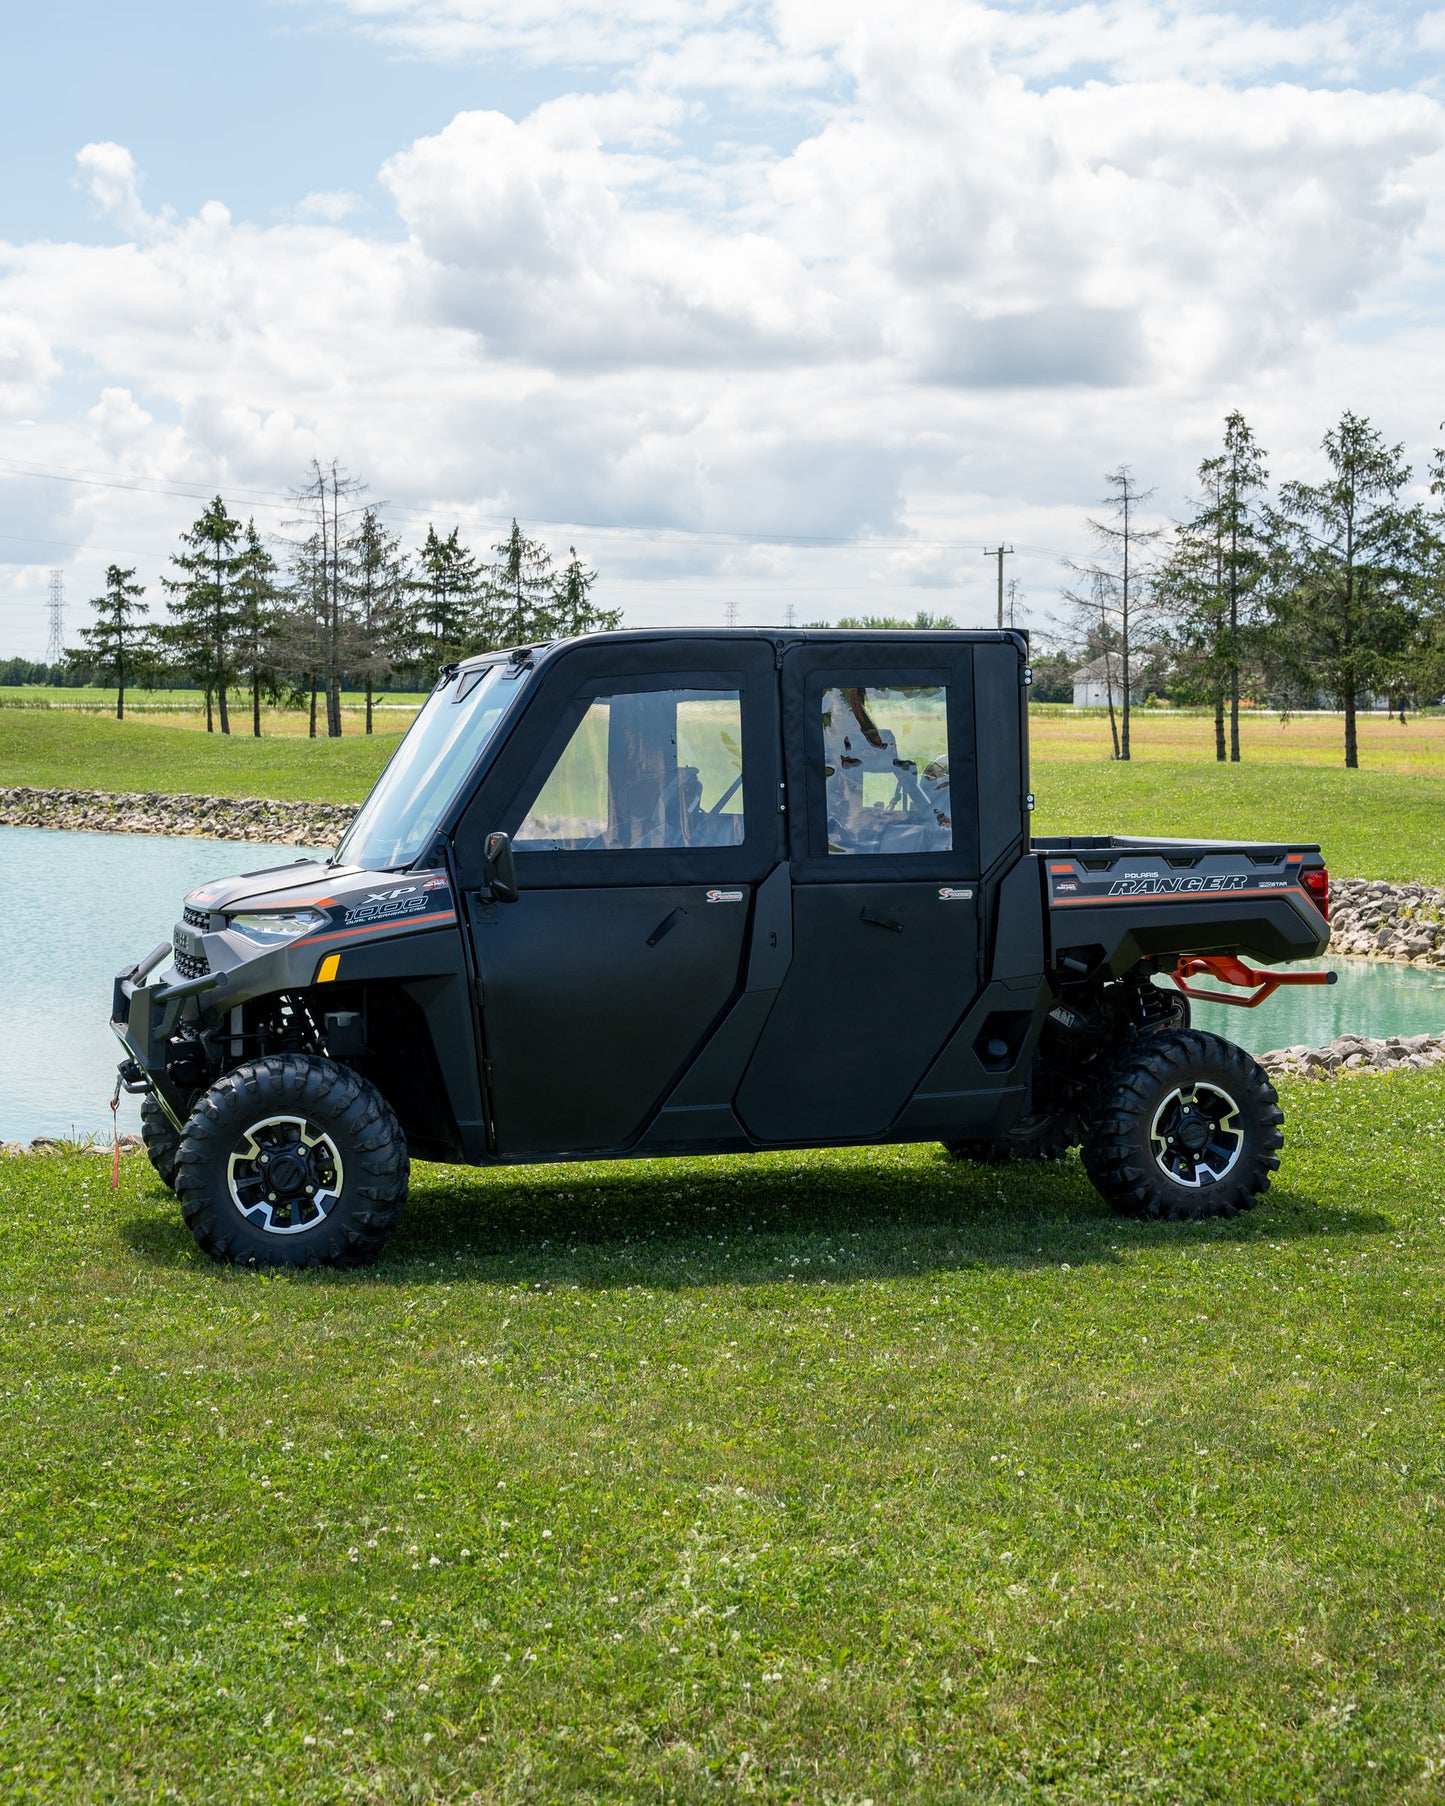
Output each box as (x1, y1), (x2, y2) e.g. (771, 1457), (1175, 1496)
(1301, 865), (1330, 921)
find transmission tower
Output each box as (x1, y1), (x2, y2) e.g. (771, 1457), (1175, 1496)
(723, 597), (740, 628)
(45, 570), (65, 665)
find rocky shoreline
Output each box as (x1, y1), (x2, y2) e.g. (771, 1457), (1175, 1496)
(0, 785), (356, 847)
(1324, 877), (1445, 966)
(1256, 1032), (1445, 1082)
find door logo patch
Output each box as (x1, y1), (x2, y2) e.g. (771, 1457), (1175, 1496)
(706, 889), (745, 903)
(938, 887), (975, 901)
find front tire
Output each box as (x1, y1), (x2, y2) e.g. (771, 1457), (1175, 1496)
(174, 1055), (408, 1268)
(141, 1091), (181, 1191)
(1081, 1028), (1282, 1221)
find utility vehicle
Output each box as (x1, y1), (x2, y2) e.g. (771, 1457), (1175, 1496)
(112, 629), (1334, 1267)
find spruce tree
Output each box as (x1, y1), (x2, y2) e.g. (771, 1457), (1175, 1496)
(162, 496), (242, 732)
(550, 547), (620, 638)
(1156, 413), (1269, 761)
(352, 509), (411, 732)
(76, 564), (149, 719)
(1268, 413), (1429, 769)
(414, 526), (478, 677)
(480, 519), (554, 648)
(233, 522), (285, 738)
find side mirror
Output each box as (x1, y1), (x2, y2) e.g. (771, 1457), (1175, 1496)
(483, 831), (520, 903)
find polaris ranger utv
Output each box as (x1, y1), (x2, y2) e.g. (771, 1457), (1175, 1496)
(112, 629), (1334, 1267)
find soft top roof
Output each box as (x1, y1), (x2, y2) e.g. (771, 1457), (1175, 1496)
(455, 624), (1030, 673)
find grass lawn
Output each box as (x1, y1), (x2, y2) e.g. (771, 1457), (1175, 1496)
(1, 687), (424, 732)
(0, 708), (403, 806)
(2, 1071), (1442, 1801)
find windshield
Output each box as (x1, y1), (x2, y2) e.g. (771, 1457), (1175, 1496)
(334, 663), (525, 870)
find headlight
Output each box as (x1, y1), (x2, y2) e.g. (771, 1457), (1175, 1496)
(226, 909), (327, 944)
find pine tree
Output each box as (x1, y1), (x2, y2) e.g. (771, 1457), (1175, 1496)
(163, 496), (242, 733)
(1267, 413), (1430, 769)
(75, 564), (149, 719)
(233, 522), (285, 738)
(414, 526), (479, 677)
(1156, 415), (1269, 762)
(550, 547), (620, 639)
(480, 519), (554, 649)
(352, 509), (411, 732)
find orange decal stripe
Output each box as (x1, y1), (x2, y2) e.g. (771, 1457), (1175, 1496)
(303, 911), (458, 947)
(1050, 887), (1306, 907)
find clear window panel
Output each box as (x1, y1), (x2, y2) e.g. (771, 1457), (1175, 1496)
(516, 689), (745, 850)
(821, 684), (951, 855)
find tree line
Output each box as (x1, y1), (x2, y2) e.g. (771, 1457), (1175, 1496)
(68, 460), (620, 734)
(1059, 410), (1445, 768)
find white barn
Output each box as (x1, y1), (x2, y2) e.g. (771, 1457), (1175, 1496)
(1070, 656), (1134, 708)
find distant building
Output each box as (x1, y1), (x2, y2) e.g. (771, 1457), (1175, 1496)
(1070, 655), (1134, 708)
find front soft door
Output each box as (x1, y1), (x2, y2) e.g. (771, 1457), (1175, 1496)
(735, 644), (985, 1144)
(459, 645), (780, 1157)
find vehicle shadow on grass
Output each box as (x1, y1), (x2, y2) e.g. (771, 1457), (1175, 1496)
(120, 1144), (1393, 1289)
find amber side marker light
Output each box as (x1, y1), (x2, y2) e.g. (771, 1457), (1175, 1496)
(316, 953), (341, 984)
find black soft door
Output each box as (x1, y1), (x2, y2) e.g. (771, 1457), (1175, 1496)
(735, 642), (984, 1144)
(456, 641), (781, 1158)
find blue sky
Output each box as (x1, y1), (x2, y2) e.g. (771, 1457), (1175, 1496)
(2, 0), (1444, 653)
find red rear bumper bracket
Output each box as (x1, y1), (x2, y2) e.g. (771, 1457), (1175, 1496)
(1167, 953), (1338, 1009)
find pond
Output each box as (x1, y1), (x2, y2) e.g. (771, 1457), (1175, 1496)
(1183, 955), (1445, 1054)
(2, 827), (1442, 1144)
(0, 826), (320, 1145)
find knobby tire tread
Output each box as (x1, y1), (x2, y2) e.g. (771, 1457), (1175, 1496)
(140, 1092), (181, 1192)
(175, 1054), (409, 1268)
(1080, 1027), (1283, 1222)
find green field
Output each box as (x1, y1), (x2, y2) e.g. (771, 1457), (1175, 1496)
(4, 706), (1445, 879)
(2, 1071), (1442, 1802)
(0, 709), (403, 805)
(0, 686), (425, 711)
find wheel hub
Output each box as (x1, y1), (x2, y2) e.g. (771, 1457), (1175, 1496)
(226, 1115), (344, 1234)
(1149, 1081), (1244, 1188)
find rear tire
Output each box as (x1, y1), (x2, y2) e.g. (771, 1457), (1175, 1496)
(174, 1055), (408, 1268)
(141, 1092), (181, 1191)
(1081, 1028), (1282, 1221)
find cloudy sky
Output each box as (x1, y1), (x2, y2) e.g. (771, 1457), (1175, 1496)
(2, 0), (1443, 656)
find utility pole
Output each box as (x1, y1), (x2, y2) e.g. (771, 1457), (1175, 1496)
(45, 569), (65, 666)
(983, 545), (1014, 628)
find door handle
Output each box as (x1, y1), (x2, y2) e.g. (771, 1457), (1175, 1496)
(647, 907), (687, 947)
(860, 908), (903, 933)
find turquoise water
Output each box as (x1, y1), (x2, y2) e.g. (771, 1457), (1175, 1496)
(0, 826), (314, 1144)
(1, 826), (1440, 1143)
(1180, 955), (1445, 1054)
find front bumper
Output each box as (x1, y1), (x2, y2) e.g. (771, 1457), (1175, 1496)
(111, 943), (223, 1071)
